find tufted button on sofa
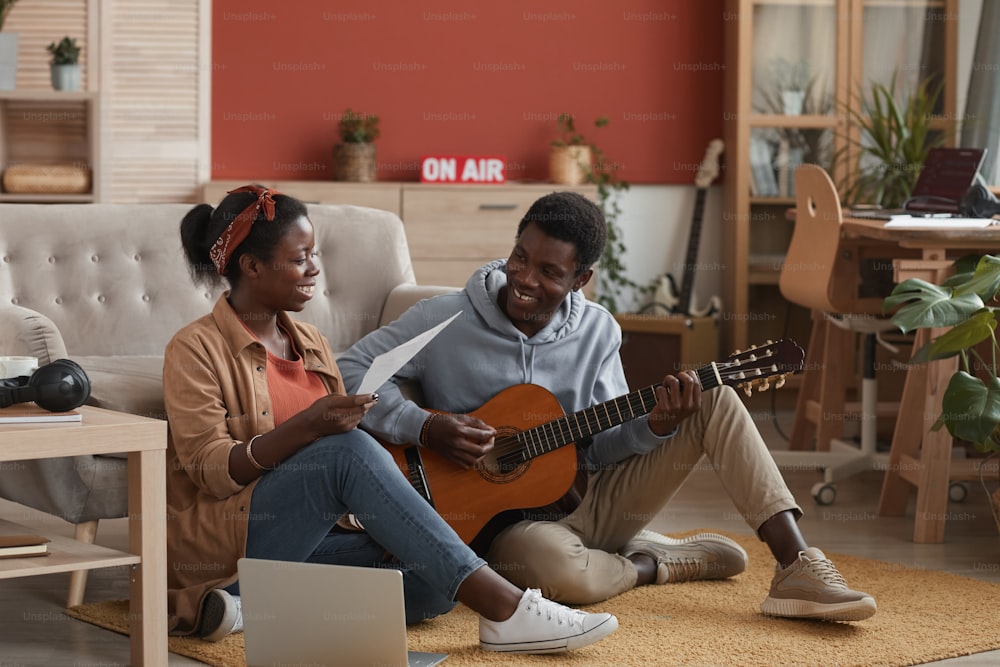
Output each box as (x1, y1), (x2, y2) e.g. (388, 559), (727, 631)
(0, 202), (454, 606)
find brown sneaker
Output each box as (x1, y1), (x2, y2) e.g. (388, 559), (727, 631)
(761, 547), (876, 621)
(621, 533), (748, 583)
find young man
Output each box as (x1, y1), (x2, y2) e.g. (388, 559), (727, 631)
(338, 191), (876, 622)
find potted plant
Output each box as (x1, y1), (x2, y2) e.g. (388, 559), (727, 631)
(549, 113), (594, 186)
(47, 36), (80, 91)
(332, 108), (379, 182)
(837, 74), (945, 209)
(765, 57), (815, 116)
(0, 0), (22, 91)
(884, 253), (1000, 531)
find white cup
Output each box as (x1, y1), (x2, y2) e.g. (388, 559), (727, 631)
(0, 356), (39, 379)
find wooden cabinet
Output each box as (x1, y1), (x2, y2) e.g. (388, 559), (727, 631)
(400, 184), (595, 286)
(0, 91), (100, 202)
(201, 181), (596, 287)
(721, 0), (958, 352)
(201, 180), (403, 217)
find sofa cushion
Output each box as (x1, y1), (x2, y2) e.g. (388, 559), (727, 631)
(0, 304), (68, 364)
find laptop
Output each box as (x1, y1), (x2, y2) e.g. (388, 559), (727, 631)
(849, 146), (987, 219)
(238, 558), (449, 667)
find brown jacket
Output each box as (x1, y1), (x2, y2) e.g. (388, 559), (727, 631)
(162, 295), (343, 634)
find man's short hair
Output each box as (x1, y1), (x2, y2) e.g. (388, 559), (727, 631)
(516, 191), (608, 274)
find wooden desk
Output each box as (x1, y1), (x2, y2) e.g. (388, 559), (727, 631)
(0, 406), (167, 665)
(841, 217), (1000, 543)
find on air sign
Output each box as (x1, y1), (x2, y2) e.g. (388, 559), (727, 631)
(420, 155), (506, 184)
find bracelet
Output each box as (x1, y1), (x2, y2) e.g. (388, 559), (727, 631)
(418, 413), (439, 447)
(245, 434), (274, 471)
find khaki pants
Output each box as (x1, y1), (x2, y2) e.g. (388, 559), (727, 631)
(486, 385), (801, 604)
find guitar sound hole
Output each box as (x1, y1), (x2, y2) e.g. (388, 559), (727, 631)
(477, 427), (529, 483)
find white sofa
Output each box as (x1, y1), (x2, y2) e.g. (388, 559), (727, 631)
(0, 202), (452, 605)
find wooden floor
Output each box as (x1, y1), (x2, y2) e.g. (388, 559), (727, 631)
(1, 406), (999, 666)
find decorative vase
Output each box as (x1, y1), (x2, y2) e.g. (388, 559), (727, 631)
(0, 33), (18, 91)
(781, 90), (805, 115)
(549, 145), (592, 185)
(332, 143), (376, 182)
(51, 64), (81, 91)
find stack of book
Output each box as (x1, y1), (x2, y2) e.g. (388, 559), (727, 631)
(0, 403), (82, 424)
(0, 534), (50, 559)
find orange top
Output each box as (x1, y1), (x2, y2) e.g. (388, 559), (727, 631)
(265, 333), (328, 425)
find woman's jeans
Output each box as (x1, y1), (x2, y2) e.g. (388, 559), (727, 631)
(233, 430), (485, 624)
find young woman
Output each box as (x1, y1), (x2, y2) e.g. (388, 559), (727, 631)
(163, 185), (618, 654)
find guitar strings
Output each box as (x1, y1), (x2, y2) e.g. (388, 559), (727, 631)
(487, 352), (786, 470)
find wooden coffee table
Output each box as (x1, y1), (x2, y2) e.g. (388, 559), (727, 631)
(0, 405), (167, 665)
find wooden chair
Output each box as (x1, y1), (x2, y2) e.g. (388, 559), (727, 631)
(772, 164), (903, 505)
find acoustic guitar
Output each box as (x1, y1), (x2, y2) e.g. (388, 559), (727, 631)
(654, 138), (725, 317)
(382, 339), (804, 550)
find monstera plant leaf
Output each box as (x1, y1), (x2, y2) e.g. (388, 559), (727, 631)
(935, 372), (1000, 450)
(885, 278), (985, 333)
(947, 254), (1000, 298)
(914, 310), (997, 363)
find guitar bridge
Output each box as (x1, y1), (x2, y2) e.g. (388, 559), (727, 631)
(403, 446), (435, 508)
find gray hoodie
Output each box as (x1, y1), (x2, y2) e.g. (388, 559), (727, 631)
(337, 259), (671, 466)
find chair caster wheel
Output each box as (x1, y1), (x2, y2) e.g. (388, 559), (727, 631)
(948, 482), (968, 503)
(811, 482), (837, 506)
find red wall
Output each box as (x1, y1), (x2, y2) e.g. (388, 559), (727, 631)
(212, 1), (724, 185)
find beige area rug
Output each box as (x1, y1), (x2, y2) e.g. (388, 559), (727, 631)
(65, 531), (1000, 667)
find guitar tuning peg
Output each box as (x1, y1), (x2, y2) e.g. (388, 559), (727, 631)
(732, 348), (743, 355)
(775, 375), (786, 389)
(742, 384), (753, 398)
(759, 380), (770, 392)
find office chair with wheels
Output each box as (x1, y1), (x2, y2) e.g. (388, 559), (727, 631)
(773, 164), (903, 504)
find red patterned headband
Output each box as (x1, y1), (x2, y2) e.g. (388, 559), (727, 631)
(209, 185), (283, 274)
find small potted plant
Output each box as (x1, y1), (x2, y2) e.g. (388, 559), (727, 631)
(549, 113), (594, 186)
(332, 108), (379, 182)
(47, 35), (81, 91)
(767, 58), (814, 116)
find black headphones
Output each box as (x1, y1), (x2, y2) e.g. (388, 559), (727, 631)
(0, 359), (92, 412)
(961, 181), (1000, 219)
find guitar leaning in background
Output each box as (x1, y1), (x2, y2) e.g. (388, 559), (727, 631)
(651, 138), (724, 317)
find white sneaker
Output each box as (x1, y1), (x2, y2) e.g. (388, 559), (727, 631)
(479, 589), (618, 654)
(197, 589), (243, 642)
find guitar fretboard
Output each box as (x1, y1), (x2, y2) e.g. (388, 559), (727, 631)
(678, 188), (708, 315)
(503, 363), (723, 466)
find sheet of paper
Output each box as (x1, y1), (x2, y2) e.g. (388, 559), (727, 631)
(356, 312), (462, 395)
(884, 217), (997, 229)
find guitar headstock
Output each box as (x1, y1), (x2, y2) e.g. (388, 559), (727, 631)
(694, 138), (724, 189)
(717, 339), (804, 397)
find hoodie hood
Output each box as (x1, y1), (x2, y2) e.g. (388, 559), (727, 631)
(465, 259), (587, 344)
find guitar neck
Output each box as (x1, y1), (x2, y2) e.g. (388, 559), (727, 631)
(677, 187), (708, 315)
(514, 362), (722, 462)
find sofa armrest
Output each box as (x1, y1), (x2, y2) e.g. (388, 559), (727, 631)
(379, 284), (459, 326)
(0, 305), (69, 365)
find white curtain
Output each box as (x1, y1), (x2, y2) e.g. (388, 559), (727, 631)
(961, 1), (1000, 182)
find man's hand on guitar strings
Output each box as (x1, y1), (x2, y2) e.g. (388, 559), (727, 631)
(648, 370), (702, 437)
(424, 412), (496, 469)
